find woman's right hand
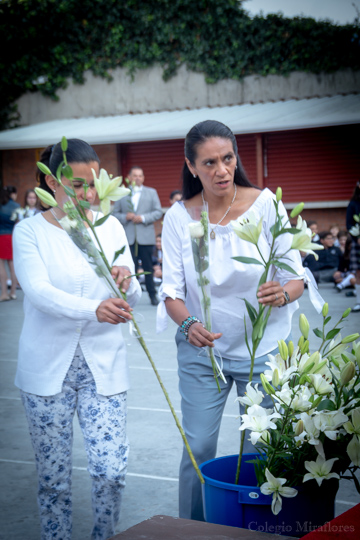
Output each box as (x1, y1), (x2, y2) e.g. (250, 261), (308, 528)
(96, 298), (133, 324)
(187, 322), (222, 348)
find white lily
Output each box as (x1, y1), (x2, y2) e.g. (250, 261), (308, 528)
(313, 410), (349, 440)
(347, 435), (360, 466)
(260, 468), (298, 515)
(309, 373), (333, 395)
(303, 455), (340, 486)
(349, 224), (360, 237)
(300, 412), (321, 447)
(236, 382), (264, 407)
(344, 409), (360, 437)
(188, 221), (205, 238)
(291, 216), (324, 260)
(239, 404), (281, 445)
(274, 383), (313, 412)
(264, 353), (297, 385)
(231, 212), (263, 245)
(92, 168), (130, 215)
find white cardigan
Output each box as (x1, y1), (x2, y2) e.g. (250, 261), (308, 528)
(13, 212), (141, 396)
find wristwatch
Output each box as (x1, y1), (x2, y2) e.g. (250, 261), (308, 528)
(283, 291), (290, 305)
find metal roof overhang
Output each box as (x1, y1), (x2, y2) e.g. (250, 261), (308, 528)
(0, 94), (359, 150)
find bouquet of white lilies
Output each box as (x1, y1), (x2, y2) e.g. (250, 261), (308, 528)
(237, 305), (360, 514)
(231, 187), (360, 515)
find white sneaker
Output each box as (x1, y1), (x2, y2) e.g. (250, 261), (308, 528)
(352, 304), (360, 312)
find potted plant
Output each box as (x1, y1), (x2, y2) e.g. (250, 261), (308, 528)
(197, 189), (360, 537)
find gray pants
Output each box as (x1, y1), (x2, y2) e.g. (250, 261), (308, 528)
(176, 330), (280, 521)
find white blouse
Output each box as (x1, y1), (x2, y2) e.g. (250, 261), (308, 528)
(13, 212), (142, 396)
(157, 188), (306, 361)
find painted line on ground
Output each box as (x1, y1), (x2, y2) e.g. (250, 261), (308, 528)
(0, 460), (357, 501)
(0, 396), (238, 417)
(0, 458), (178, 482)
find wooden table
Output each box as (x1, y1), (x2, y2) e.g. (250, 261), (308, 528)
(110, 515), (295, 539)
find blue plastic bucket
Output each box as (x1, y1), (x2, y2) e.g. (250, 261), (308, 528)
(200, 454), (338, 538)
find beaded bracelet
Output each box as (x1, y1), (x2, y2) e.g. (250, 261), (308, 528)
(180, 316), (202, 341)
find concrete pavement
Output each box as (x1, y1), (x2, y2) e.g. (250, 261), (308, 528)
(0, 283), (359, 539)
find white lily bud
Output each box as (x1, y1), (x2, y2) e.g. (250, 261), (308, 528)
(189, 221), (204, 238)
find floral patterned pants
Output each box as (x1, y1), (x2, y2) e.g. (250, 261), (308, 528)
(21, 346), (129, 540)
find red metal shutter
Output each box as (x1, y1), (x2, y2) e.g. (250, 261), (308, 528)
(118, 140), (185, 207)
(236, 134), (258, 185)
(264, 125), (360, 203)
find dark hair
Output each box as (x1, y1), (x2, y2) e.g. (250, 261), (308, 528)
(307, 220), (318, 227)
(319, 231), (333, 240)
(5, 185), (17, 195)
(128, 165), (143, 175)
(0, 188), (10, 206)
(337, 230), (348, 239)
(182, 120), (255, 200)
(38, 139), (100, 196)
(169, 189), (182, 200)
(350, 180), (360, 202)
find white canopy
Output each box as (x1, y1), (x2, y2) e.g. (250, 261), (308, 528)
(0, 94), (359, 149)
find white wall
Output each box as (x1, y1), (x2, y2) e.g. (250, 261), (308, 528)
(16, 65), (360, 126)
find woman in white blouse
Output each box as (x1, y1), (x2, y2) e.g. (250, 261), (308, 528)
(13, 140), (141, 540)
(159, 120), (305, 521)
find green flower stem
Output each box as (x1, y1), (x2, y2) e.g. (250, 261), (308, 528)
(235, 257), (273, 484)
(90, 217), (205, 484)
(198, 267), (221, 393)
(130, 315), (205, 484)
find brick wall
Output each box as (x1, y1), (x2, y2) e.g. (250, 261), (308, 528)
(2, 148), (39, 206)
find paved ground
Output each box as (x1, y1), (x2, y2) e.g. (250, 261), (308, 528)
(0, 282), (359, 539)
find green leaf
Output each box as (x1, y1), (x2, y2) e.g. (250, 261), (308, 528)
(232, 256), (263, 265)
(61, 136), (68, 152)
(63, 186), (76, 198)
(272, 261), (298, 275)
(313, 328), (323, 339)
(78, 200), (90, 208)
(62, 165), (73, 179)
(244, 299), (258, 324)
(276, 227), (299, 236)
(112, 246), (126, 265)
(317, 399), (336, 411)
(325, 328), (341, 340)
(94, 214), (111, 227)
(324, 316), (332, 325)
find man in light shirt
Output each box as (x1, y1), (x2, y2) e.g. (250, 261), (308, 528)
(113, 166), (163, 305)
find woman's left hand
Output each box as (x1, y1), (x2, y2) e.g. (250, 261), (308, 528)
(111, 266), (132, 293)
(257, 281), (285, 307)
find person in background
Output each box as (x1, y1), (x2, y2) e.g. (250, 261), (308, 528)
(337, 230), (349, 254)
(0, 186), (20, 301)
(333, 233), (355, 292)
(112, 166), (163, 305)
(152, 233), (163, 285)
(158, 120), (305, 521)
(330, 223), (340, 247)
(13, 139), (141, 539)
(346, 180), (360, 312)
(13, 188), (41, 221)
(169, 190), (182, 205)
(315, 231), (342, 283)
(307, 220), (320, 242)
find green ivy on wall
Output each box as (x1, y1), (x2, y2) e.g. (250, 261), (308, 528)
(0, 0), (359, 130)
